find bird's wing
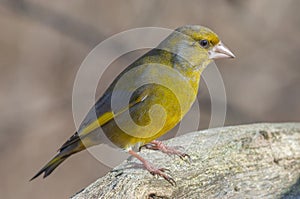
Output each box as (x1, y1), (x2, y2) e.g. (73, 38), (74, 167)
(58, 86), (149, 151)
(59, 48), (165, 151)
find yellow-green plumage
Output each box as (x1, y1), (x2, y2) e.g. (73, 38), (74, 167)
(31, 25), (234, 180)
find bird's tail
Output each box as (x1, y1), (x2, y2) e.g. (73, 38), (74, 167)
(30, 132), (87, 181)
(30, 153), (70, 181)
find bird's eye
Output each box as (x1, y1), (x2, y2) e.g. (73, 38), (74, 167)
(199, 39), (209, 48)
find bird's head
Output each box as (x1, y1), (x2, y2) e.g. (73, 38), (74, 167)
(158, 25), (235, 69)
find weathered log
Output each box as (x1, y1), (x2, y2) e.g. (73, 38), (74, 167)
(72, 123), (300, 199)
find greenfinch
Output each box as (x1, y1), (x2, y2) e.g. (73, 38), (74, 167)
(31, 25), (235, 185)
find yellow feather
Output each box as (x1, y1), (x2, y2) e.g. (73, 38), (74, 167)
(81, 112), (115, 135)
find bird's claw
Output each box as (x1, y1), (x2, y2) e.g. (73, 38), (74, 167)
(158, 167), (170, 173)
(149, 168), (176, 186)
(141, 140), (191, 163)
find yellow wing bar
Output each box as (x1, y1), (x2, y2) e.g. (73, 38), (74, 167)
(80, 111), (115, 135)
(79, 89), (149, 137)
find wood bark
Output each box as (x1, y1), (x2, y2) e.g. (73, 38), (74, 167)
(72, 123), (300, 199)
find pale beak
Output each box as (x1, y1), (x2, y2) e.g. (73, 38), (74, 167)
(208, 42), (235, 60)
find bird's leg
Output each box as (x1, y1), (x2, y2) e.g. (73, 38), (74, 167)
(128, 150), (176, 186)
(140, 140), (191, 162)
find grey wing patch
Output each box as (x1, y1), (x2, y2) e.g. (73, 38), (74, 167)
(76, 83), (151, 137)
(77, 91), (112, 134)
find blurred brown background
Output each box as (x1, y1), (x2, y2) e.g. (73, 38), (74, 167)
(0, 0), (299, 198)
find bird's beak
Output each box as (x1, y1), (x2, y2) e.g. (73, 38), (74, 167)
(208, 42), (235, 60)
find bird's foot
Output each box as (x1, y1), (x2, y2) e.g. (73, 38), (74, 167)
(128, 150), (176, 186)
(140, 140), (191, 162)
(144, 163), (176, 186)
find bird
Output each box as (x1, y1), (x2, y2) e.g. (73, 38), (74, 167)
(30, 25), (235, 185)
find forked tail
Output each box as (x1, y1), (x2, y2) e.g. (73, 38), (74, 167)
(30, 132), (87, 181)
(30, 153), (69, 181)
